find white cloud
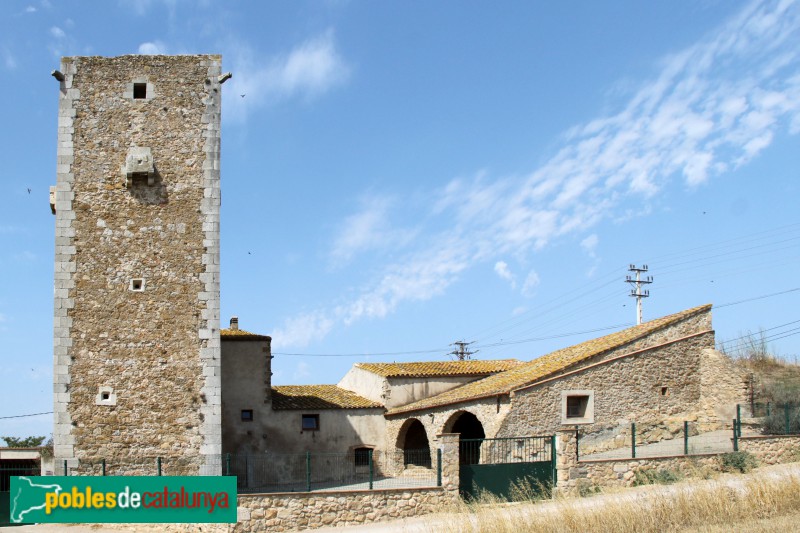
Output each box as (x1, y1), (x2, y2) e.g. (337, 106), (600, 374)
(493, 261), (516, 288)
(49, 26), (65, 39)
(270, 311), (334, 350)
(522, 271), (541, 298)
(270, 0), (800, 348)
(330, 195), (416, 266)
(138, 41), (167, 55)
(25, 6), (37, 13)
(225, 29), (350, 122)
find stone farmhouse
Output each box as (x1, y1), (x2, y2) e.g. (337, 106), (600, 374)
(221, 304), (746, 465)
(48, 54), (745, 479)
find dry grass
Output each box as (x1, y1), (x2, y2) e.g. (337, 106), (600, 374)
(437, 472), (800, 533)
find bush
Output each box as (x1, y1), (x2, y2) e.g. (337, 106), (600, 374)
(720, 451), (758, 473)
(632, 468), (682, 486)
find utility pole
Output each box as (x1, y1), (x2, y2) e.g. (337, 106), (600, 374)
(450, 340), (477, 361)
(626, 264), (653, 325)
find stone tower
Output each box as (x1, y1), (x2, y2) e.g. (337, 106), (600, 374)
(52, 55), (225, 474)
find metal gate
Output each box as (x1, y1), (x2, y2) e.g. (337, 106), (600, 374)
(459, 435), (556, 501)
(1, 461), (40, 526)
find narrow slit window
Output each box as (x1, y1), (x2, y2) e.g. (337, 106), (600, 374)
(661, 386), (669, 396)
(133, 83), (147, 99)
(241, 409), (253, 422)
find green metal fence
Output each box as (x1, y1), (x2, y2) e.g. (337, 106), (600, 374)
(577, 420), (736, 460)
(51, 450), (440, 494)
(738, 402), (800, 435)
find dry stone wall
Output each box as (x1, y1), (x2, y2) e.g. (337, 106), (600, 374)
(739, 435), (800, 465)
(53, 55), (223, 473)
(498, 331), (716, 452)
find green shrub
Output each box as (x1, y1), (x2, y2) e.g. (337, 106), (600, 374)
(632, 468), (682, 486)
(720, 451), (758, 473)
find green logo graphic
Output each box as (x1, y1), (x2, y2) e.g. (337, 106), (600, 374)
(10, 476), (237, 523)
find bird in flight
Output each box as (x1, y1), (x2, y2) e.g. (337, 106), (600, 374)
(27, 188), (31, 194)
(240, 94), (246, 98)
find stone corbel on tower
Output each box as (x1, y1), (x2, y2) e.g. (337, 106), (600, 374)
(123, 146), (156, 187)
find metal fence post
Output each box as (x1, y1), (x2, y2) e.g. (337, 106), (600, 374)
(157, 457), (162, 476)
(736, 404), (742, 437)
(436, 449), (442, 487)
(684, 421), (689, 455)
(733, 419), (738, 452)
(368, 449), (374, 490)
(631, 422), (636, 459)
(767, 402), (771, 417)
(225, 453), (231, 476)
(306, 452), (311, 492)
(785, 404), (791, 434)
(551, 434), (557, 488)
(102, 458), (106, 476)
(64, 460), (68, 476)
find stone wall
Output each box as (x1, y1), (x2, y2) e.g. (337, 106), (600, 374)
(739, 435), (800, 465)
(499, 332), (715, 448)
(698, 348), (749, 429)
(53, 55), (224, 474)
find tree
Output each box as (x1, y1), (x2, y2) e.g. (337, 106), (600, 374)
(1, 435), (47, 448)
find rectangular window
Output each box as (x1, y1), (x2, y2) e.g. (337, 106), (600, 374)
(241, 409), (253, 422)
(561, 390), (594, 425)
(133, 83), (147, 99)
(301, 414), (320, 431)
(354, 447), (371, 467)
(566, 396), (589, 418)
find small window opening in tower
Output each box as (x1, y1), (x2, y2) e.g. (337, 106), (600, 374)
(130, 279), (144, 292)
(661, 386), (669, 396)
(101, 392), (110, 401)
(133, 83), (147, 99)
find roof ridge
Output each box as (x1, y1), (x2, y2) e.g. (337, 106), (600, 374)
(386, 304), (711, 415)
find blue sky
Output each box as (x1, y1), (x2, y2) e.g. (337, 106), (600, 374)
(1, 0), (799, 439)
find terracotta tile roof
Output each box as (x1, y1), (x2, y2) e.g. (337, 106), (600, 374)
(221, 328), (271, 340)
(387, 304), (712, 415)
(355, 360), (523, 378)
(272, 385), (383, 410)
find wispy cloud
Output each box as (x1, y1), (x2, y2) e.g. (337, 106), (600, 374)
(522, 270), (541, 298)
(270, 0), (800, 348)
(2, 47), (15, 70)
(225, 29), (350, 122)
(49, 26), (65, 39)
(581, 234), (599, 258)
(330, 195), (417, 266)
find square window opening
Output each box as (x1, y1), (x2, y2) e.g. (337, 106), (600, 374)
(241, 409), (253, 422)
(302, 414), (319, 431)
(661, 386), (669, 396)
(101, 392), (110, 401)
(133, 83), (147, 99)
(130, 278), (144, 292)
(566, 395), (589, 419)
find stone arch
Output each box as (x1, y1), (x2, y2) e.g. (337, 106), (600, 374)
(443, 410), (486, 465)
(395, 418), (432, 468)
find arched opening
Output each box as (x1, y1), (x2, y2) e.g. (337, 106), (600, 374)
(447, 411), (486, 465)
(397, 418), (432, 468)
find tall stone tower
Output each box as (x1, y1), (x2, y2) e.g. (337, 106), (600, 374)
(52, 55), (225, 474)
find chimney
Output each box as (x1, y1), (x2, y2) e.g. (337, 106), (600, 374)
(230, 316), (239, 331)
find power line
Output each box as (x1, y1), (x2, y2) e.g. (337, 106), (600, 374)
(0, 411), (53, 420)
(715, 287), (800, 309)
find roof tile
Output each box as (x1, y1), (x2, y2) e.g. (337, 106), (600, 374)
(355, 360), (522, 378)
(272, 385), (382, 410)
(387, 304), (711, 415)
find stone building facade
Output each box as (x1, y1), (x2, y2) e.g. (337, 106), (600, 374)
(51, 55), (225, 474)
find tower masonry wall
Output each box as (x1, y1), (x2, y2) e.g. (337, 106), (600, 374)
(52, 55), (223, 473)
